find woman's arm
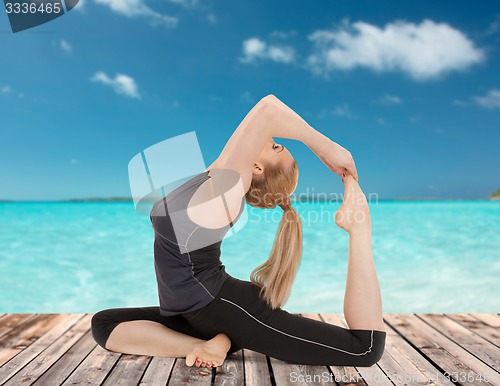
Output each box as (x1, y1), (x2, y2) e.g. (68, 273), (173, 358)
(212, 94), (357, 191)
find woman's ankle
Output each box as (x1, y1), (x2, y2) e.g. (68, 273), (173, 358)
(348, 223), (372, 238)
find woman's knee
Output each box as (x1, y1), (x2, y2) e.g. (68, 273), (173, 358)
(357, 330), (386, 367)
(91, 309), (119, 349)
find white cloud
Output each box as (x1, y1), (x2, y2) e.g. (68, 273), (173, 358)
(377, 94), (402, 105)
(269, 30), (297, 39)
(207, 13), (216, 24)
(241, 91), (255, 104)
(474, 89), (500, 109)
(94, 0), (177, 27)
(332, 104), (354, 118)
(306, 19), (484, 80)
(242, 38), (265, 58)
(452, 99), (467, 106)
(60, 39), (72, 53)
(240, 37), (295, 64)
(319, 104), (355, 119)
(167, 0), (198, 8)
(91, 71), (141, 99)
(1, 86), (24, 98)
(485, 15), (500, 36)
(209, 95), (223, 104)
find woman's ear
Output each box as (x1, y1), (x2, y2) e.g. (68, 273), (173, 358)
(252, 162), (264, 176)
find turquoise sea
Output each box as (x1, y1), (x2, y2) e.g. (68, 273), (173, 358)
(0, 201), (499, 314)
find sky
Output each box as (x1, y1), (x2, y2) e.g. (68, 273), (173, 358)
(0, 0), (499, 200)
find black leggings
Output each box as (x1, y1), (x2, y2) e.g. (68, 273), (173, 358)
(91, 275), (386, 366)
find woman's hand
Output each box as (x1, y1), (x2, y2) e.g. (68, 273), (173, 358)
(312, 139), (358, 182)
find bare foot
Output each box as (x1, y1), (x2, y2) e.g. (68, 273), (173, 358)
(335, 175), (371, 233)
(185, 333), (231, 368)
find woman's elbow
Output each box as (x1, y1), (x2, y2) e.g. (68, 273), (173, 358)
(252, 95), (278, 122)
(259, 94), (279, 107)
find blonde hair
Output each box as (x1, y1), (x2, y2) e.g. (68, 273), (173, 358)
(245, 160), (302, 309)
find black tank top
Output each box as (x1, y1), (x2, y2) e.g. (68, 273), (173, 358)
(150, 170), (245, 316)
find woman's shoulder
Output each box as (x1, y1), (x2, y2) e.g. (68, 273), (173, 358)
(187, 167), (246, 230)
(150, 171), (210, 217)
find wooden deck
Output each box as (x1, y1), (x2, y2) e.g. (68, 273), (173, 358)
(0, 313), (498, 385)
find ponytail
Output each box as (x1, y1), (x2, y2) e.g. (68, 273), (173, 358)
(245, 161), (303, 309)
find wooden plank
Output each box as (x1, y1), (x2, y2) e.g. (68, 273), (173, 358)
(321, 314), (392, 386)
(0, 313), (75, 368)
(447, 314), (500, 347)
(267, 315), (332, 386)
(373, 314), (453, 386)
(62, 343), (121, 385)
(418, 314), (500, 372)
(139, 356), (175, 386)
(243, 349), (272, 386)
(2, 314), (91, 385)
(269, 357), (331, 386)
(0, 313), (498, 386)
(168, 357), (212, 385)
(213, 349), (244, 386)
(32, 330), (97, 385)
(101, 354), (151, 386)
(472, 314), (500, 329)
(0, 314), (84, 383)
(309, 314), (367, 386)
(385, 314), (500, 386)
(0, 314), (37, 341)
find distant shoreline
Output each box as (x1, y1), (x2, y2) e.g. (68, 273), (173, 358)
(1, 197), (499, 203)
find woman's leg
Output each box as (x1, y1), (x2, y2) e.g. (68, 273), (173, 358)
(335, 174), (385, 331)
(106, 320), (202, 357)
(90, 306), (235, 367)
(183, 277), (386, 367)
(182, 177), (386, 366)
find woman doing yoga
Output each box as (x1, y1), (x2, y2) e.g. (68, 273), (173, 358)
(91, 94), (386, 368)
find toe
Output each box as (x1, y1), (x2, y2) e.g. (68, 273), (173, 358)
(185, 353), (196, 367)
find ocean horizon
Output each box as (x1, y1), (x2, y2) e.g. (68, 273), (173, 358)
(1, 197), (498, 202)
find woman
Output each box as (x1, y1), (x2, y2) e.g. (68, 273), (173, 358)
(91, 94), (386, 368)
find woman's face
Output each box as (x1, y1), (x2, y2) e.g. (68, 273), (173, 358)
(253, 139), (295, 176)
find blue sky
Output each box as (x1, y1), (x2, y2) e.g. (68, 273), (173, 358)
(1, 0), (499, 200)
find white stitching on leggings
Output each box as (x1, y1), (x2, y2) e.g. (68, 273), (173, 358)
(220, 298), (374, 356)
